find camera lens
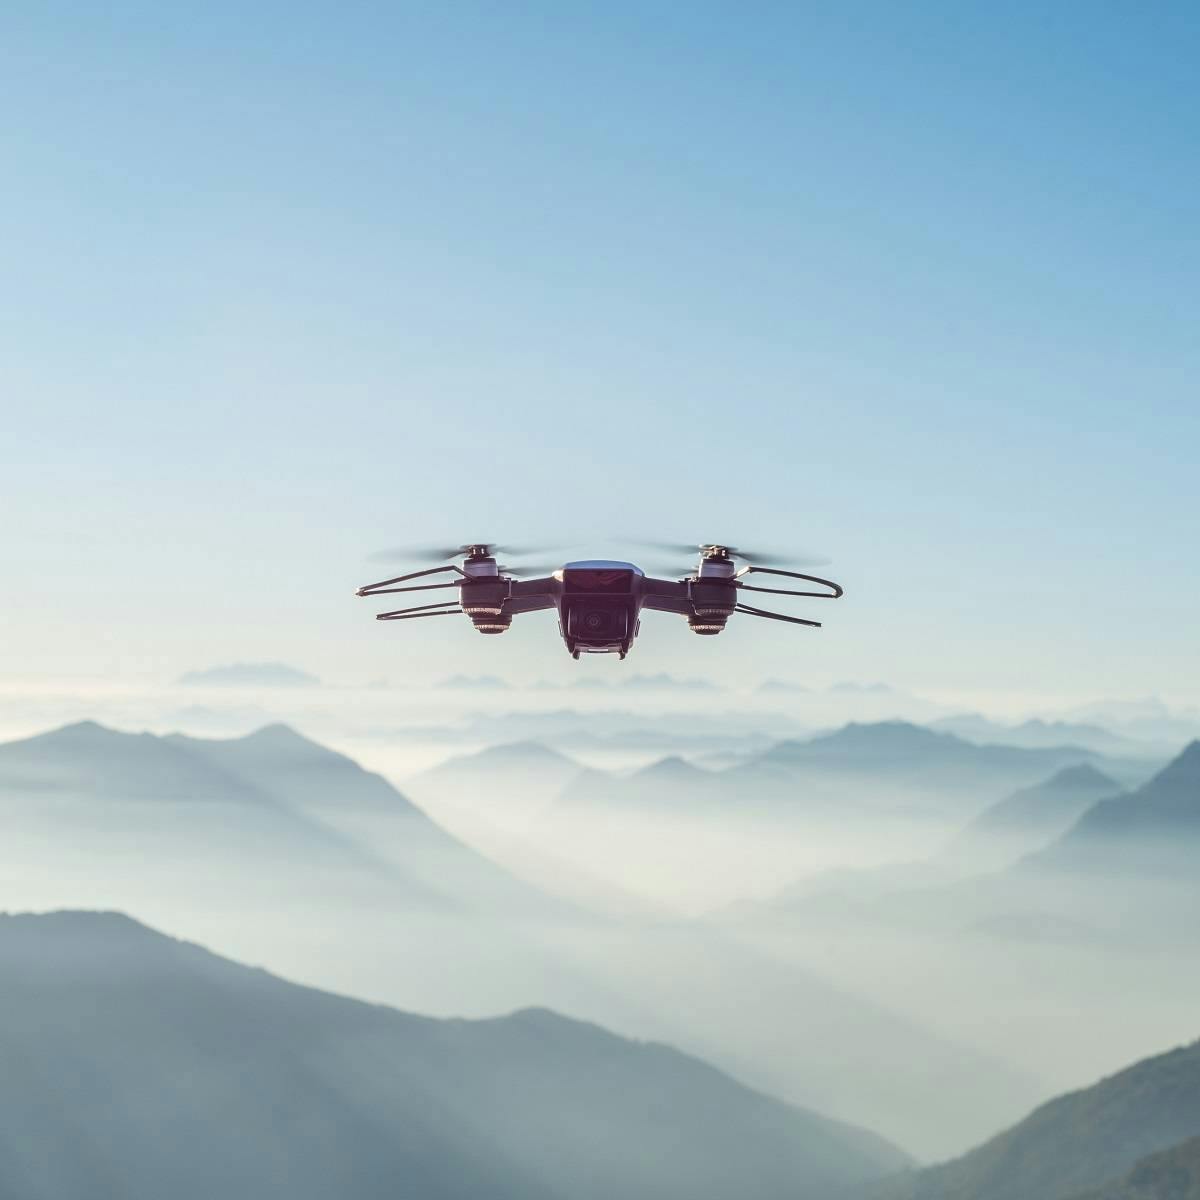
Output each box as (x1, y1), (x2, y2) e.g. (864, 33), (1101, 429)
(569, 605), (627, 640)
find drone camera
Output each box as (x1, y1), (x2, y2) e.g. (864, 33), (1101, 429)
(567, 604), (630, 641)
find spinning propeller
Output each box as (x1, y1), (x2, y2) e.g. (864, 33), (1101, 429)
(368, 542), (555, 565)
(629, 540), (831, 578)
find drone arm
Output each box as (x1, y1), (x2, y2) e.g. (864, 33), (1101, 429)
(357, 564), (465, 598)
(640, 578), (693, 615)
(734, 602), (822, 628)
(736, 566), (843, 600)
(501, 578), (558, 614)
(505, 594), (556, 615)
(375, 600), (464, 621)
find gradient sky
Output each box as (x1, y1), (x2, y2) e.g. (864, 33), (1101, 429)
(3, 2), (1197, 703)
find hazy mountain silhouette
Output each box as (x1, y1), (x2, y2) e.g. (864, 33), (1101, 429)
(861, 1037), (1200, 1200)
(178, 661), (320, 687)
(633, 755), (715, 787)
(1070, 1134), (1200, 1199)
(165, 723), (419, 812)
(0, 911), (909, 1200)
(758, 678), (811, 693)
(550, 723), (1122, 827)
(1059, 699), (1200, 750)
(706, 721), (1143, 835)
(760, 722), (1104, 786)
(944, 764), (1121, 869)
(932, 714), (1148, 756)
(729, 745), (1193, 945)
(1027, 741), (1200, 876)
(0, 720), (283, 806)
(412, 741), (586, 822)
(0, 722), (557, 915)
(408, 708), (794, 758)
(555, 756), (721, 814)
(723, 764), (1124, 930)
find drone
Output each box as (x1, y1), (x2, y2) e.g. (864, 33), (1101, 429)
(356, 543), (843, 660)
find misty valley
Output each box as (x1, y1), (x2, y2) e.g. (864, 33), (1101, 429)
(2, 693), (1199, 1199)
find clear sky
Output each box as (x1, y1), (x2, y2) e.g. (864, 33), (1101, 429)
(3, 2), (1197, 703)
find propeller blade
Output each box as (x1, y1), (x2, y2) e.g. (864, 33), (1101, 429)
(501, 564), (558, 578)
(726, 546), (832, 568)
(628, 539), (707, 557)
(367, 542), (560, 564)
(628, 540), (831, 569)
(368, 544), (466, 564)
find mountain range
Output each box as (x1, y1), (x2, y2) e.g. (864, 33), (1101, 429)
(931, 714), (1153, 757)
(0, 720), (1047, 1158)
(860, 1036), (1200, 1200)
(749, 722), (1131, 814)
(1026, 741), (1200, 877)
(0, 911), (908, 1200)
(178, 661), (321, 687)
(943, 763), (1120, 870)
(0, 720), (555, 917)
(722, 734), (1200, 936)
(536, 721), (1144, 827)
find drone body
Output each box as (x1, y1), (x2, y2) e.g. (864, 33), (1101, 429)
(357, 544), (842, 660)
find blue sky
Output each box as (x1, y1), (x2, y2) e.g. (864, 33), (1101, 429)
(3, 2), (1197, 702)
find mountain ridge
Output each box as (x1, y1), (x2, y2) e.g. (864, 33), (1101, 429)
(859, 1037), (1200, 1200)
(0, 910), (910, 1200)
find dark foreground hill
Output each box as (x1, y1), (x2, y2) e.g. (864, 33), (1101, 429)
(861, 1038), (1200, 1200)
(0, 912), (907, 1200)
(1070, 1134), (1200, 1199)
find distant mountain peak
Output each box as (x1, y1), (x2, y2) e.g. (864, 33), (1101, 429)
(450, 741), (577, 769)
(178, 662), (321, 688)
(824, 720), (948, 747)
(18, 720), (141, 748)
(1028, 738), (1200, 871)
(1046, 763), (1118, 790)
(60, 719), (108, 734)
(238, 723), (324, 749)
(1, 908), (150, 935)
(633, 755), (707, 780)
